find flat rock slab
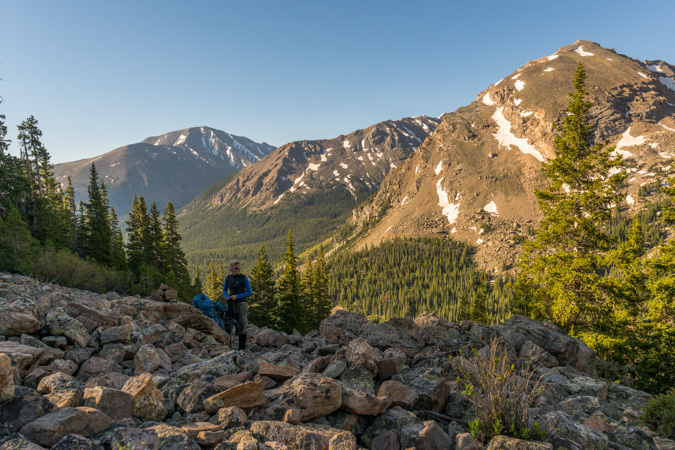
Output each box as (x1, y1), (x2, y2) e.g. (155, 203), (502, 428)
(19, 407), (113, 448)
(0, 341), (44, 376)
(258, 361), (301, 382)
(250, 421), (357, 450)
(0, 386), (55, 438)
(485, 435), (553, 450)
(204, 380), (265, 414)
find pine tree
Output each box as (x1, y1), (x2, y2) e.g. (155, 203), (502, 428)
(193, 265), (204, 296)
(0, 203), (35, 271)
(162, 201), (191, 295)
(300, 253), (315, 333)
(313, 245), (331, 329)
(64, 177), (78, 253)
(470, 282), (489, 324)
(126, 195), (150, 272)
(80, 163), (113, 265)
(277, 229), (302, 333)
(516, 64), (626, 339)
(110, 207), (127, 270)
(205, 260), (225, 303)
(0, 115), (27, 220)
(147, 201), (165, 271)
(248, 244), (277, 328)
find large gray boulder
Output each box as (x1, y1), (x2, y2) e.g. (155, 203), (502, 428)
(0, 297), (44, 337)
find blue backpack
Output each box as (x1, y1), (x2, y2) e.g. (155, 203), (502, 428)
(192, 294), (225, 328)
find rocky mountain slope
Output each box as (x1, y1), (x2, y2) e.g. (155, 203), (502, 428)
(53, 127), (275, 219)
(343, 41), (675, 272)
(1, 272), (673, 450)
(178, 117), (440, 268)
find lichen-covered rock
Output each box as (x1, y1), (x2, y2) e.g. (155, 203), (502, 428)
(519, 340), (558, 368)
(0, 433), (47, 450)
(45, 388), (83, 408)
(319, 310), (373, 345)
(134, 344), (162, 374)
(365, 322), (418, 350)
(0, 298), (44, 337)
(214, 406), (248, 429)
(400, 367), (450, 412)
(323, 359), (347, 379)
(51, 434), (103, 450)
(361, 406), (422, 449)
(107, 427), (160, 450)
(250, 421), (356, 450)
(340, 388), (391, 416)
(400, 420), (453, 450)
(251, 373), (342, 422)
(143, 423), (201, 450)
(566, 376), (608, 401)
(84, 372), (130, 390)
(345, 338), (382, 376)
(339, 366), (375, 394)
(203, 381), (265, 414)
(0, 353), (15, 403)
(99, 324), (131, 345)
(176, 379), (222, 414)
(255, 328), (292, 348)
(19, 407), (113, 448)
(258, 361), (301, 382)
(0, 342), (44, 377)
(377, 380), (419, 408)
(45, 307), (90, 348)
(37, 372), (82, 394)
(540, 411), (609, 450)
(83, 386), (135, 420)
(122, 373), (168, 422)
(495, 315), (600, 374)
(0, 386), (55, 438)
(76, 356), (125, 382)
(485, 436), (553, 449)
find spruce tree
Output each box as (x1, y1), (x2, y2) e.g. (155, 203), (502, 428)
(300, 253), (315, 333)
(516, 64), (626, 341)
(64, 177), (78, 253)
(277, 229), (302, 333)
(109, 207), (127, 270)
(313, 245), (331, 329)
(147, 201), (165, 271)
(126, 195), (150, 272)
(162, 201), (191, 294)
(205, 260), (225, 303)
(248, 244), (277, 328)
(81, 163), (113, 265)
(193, 265), (204, 295)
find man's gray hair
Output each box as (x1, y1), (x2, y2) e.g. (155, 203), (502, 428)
(230, 259), (241, 268)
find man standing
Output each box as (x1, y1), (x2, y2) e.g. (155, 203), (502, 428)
(223, 259), (252, 350)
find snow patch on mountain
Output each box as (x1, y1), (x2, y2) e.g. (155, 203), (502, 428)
(175, 134), (187, 146)
(638, 72), (649, 79)
(491, 107), (544, 162)
(482, 93), (496, 106)
(544, 68), (554, 72)
(658, 76), (675, 92)
(615, 127), (647, 158)
(646, 64), (663, 73)
(435, 161), (443, 175)
(484, 201), (498, 214)
(659, 121), (675, 132)
(515, 80), (525, 91)
(548, 54), (559, 61)
(574, 46), (594, 56)
(437, 179), (460, 224)
(626, 195), (634, 205)
(514, 99), (522, 106)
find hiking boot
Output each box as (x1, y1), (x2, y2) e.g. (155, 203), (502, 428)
(238, 334), (247, 351)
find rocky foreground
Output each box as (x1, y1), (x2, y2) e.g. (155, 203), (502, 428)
(0, 273), (673, 450)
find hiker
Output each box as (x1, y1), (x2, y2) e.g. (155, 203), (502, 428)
(192, 294), (228, 329)
(223, 259), (252, 350)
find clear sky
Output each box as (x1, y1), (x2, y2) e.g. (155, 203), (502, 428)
(1, 0), (674, 164)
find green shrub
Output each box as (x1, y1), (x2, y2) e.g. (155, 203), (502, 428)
(642, 388), (675, 438)
(454, 338), (545, 444)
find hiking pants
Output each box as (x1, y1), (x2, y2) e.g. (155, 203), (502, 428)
(235, 301), (248, 336)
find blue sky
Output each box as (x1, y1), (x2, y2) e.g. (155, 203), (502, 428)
(1, 0), (674, 164)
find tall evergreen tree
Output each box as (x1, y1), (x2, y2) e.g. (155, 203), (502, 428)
(126, 195), (150, 272)
(205, 260), (225, 303)
(193, 265), (204, 295)
(109, 207), (127, 271)
(0, 114), (26, 219)
(248, 244), (277, 328)
(312, 244), (331, 329)
(147, 201), (165, 271)
(162, 201), (191, 294)
(277, 229), (302, 333)
(64, 177), (78, 253)
(300, 253), (315, 333)
(515, 64), (626, 343)
(81, 163), (113, 265)
(0, 203), (35, 271)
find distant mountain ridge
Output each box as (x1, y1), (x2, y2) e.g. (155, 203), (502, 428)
(53, 126), (275, 218)
(178, 116), (441, 269)
(343, 41), (675, 271)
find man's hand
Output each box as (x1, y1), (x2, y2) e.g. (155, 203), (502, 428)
(228, 295), (237, 301)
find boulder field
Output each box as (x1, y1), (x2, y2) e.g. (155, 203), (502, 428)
(0, 273), (672, 450)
